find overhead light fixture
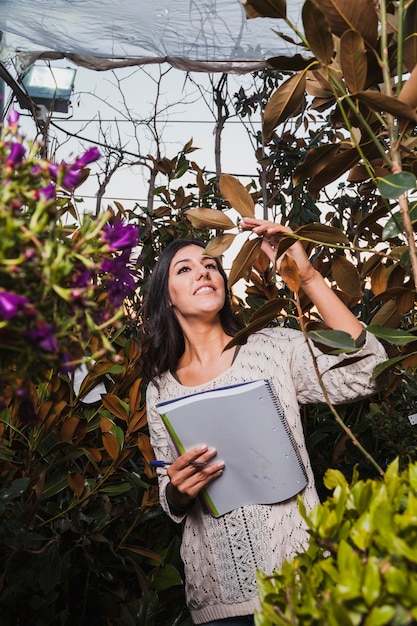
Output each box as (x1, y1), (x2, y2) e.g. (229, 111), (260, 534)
(21, 65), (76, 114)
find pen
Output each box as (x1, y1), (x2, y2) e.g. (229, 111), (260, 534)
(150, 460), (207, 468)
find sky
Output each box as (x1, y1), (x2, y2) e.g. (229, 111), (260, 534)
(7, 61), (263, 217)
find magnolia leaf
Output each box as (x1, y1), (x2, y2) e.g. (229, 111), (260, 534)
(228, 237), (263, 288)
(185, 208), (235, 230)
(382, 202), (417, 238)
(293, 144), (340, 186)
(219, 174), (254, 217)
(371, 353), (417, 380)
(225, 301), (290, 348)
(370, 299), (402, 328)
(67, 472), (85, 498)
(377, 172), (417, 199)
(340, 30), (367, 93)
(314, 0), (378, 47)
(267, 54), (318, 71)
(263, 72), (306, 142)
(355, 91), (417, 123)
(101, 393), (129, 422)
(129, 378), (142, 412)
(370, 263), (387, 296)
(137, 433), (155, 464)
(102, 432), (120, 461)
(356, 206), (389, 239)
(307, 329), (357, 353)
(331, 256), (362, 298)
(243, 0), (287, 19)
(308, 145), (362, 198)
(366, 324), (417, 345)
(302, 0), (334, 66)
(204, 233), (236, 257)
(296, 223), (350, 245)
(280, 254), (301, 292)
(361, 254), (382, 279)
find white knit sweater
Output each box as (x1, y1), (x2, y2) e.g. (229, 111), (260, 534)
(146, 327), (387, 624)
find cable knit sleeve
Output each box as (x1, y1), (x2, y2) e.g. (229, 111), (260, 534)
(146, 381), (189, 523)
(290, 330), (387, 405)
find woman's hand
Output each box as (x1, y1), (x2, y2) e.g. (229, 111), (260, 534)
(239, 217), (315, 287)
(239, 217), (363, 340)
(166, 445), (225, 510)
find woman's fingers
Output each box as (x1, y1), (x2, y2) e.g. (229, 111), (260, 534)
(168, 445), (225, 498)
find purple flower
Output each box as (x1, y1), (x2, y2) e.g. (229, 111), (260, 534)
(8, 142), (26, 166)
(101, 249), (138, 306)
(7, 109), (19, 125)
(0, 292), (28, 319)
(39, 183), (56, 201)
(27, 323), (59, 353)
(62, 166), (81, 189)
(72, 267), (92, 288)
(48, 163), (59, 180)
(74, 147), (101, 168)
(103, 220), (139, 250)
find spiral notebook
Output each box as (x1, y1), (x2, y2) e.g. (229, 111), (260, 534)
(156, 379), (307, 517)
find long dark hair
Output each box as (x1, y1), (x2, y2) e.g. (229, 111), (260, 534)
(141, 239), (243, 381)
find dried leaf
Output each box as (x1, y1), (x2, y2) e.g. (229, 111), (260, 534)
(102, 432), (120, 461)
(308, 145), (362, 198)
(129, 378), (142, 412)
(280, 254), (301, 292)
(60, 416), (81, 442)
(186, 208), (235, 230)
(332, 256), (362, 298)
(303, 0), (334, 66)
(263, 72), (306, 142)
(313, 0), (378, 47)
(355, 91), (417, 123)
(204, 233), (236, 257)
(228, 237), (263, 288)
(370, 264), (387, 296)
(102, 394), (129, 422)
(137, 433), (155, 464)
(219, 174), (254, 217)
(267, 54), (318, 71)
(67, 472), (85, 498)
(340, 30), (367, 93)
(243, 0), (286, 19)
(293, 144), (340, 186)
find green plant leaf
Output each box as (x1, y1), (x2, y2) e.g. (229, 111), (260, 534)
(306, 329), (357, 353)
(366, 324), (417, 345)
(382, 201), (417, 238)
(377, 172), (417, 199)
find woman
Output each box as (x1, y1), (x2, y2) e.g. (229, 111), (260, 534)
(142, 218), (387, 625)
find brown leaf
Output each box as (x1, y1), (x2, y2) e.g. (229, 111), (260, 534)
(102, 432), (120, 461)
(225, 300), (290, 348)
(101, 394), (129, 422)
(137, 433), (155, 465)
(340, 30), (367, 93)
(263, 72), (306, 142)
(127, 407), (148, 434)
(308, 145), (362, 198)
(219, 174), (254, 218)
(355, 91), (417, 123)
(129, 378), (142, 412)
(204, 233), (236, 257)
(228, 237), (263, 288)
(395, 289), (416, 315)
(370, 264), (387, 296)
(303, 0), (334, 66)
(280, 254), (301, 292)
(267, 54), (318, 71)
(60, 416), (81, 442)
(243, 0), (286, 19)
(331, 256), (362, 298)
(186, 208), (235, 230)
(67, 472), (85, 498)
(313, 0), (378, 48)
(293, 144), (340, 186)
(370, 299), (402, 328)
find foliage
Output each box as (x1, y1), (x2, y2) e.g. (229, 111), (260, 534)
(255, 458), (417, 626)
(0, 113), (192, 625)
(0, 110), (138, 393)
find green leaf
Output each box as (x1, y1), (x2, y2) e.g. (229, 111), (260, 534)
(377, 172), (417, 199)
(366, 324), (417, 345)
(306, 329), (357, 353)
(371, 353), (417, 380)
(0, 477), (30, 502)
(382, 201), (417, 238)
(150, 563), (183, 591)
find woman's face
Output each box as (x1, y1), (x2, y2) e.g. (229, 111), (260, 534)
(168, 244), (226, 322)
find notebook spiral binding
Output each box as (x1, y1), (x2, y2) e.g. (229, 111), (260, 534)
(265, 378), (308, 482)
